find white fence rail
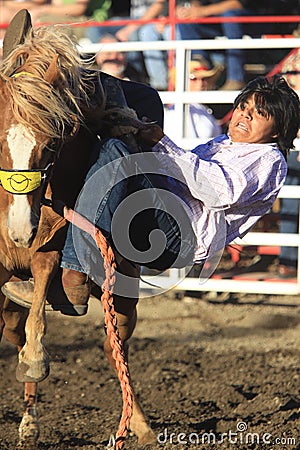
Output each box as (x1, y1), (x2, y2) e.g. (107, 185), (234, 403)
(80, 37), (300, 295)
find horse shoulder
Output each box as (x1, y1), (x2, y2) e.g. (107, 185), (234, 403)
(32, 207), (68, 252)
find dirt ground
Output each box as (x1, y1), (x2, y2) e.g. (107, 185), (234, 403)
(0, 288), (299, 450)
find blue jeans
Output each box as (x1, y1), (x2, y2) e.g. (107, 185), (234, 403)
(61, 138), (195, 283)
(178, 9), (254, 82)
(279, 151), (300, 268)
(138, 24), (181, 90)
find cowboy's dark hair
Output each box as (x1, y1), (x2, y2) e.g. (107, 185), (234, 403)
(233, 75), (300, 159)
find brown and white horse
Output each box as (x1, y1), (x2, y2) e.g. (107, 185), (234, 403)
(0, 25), (154, 448)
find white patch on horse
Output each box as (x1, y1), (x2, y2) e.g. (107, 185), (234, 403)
(7, 124), (37, 247)
(7, 124), (36, 169)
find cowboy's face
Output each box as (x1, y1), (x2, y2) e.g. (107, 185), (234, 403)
(228, 94), (277, 144)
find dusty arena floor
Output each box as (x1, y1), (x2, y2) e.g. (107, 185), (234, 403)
(0, 290), (299, 450)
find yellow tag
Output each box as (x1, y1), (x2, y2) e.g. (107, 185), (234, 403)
(12, 71), (40, 79)
(0, 170), (42, 194)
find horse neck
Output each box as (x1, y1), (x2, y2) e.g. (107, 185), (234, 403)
(50, 127), (99, 208)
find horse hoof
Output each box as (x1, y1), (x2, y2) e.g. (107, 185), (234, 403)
(17, 408), (40, 449)
(16, 360), (50, 382)
(137, 430), (157, 445)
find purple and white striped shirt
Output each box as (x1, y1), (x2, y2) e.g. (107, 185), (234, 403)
(153, 134), (287, 262)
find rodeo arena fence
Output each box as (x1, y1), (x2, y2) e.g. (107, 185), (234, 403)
(2, 8), (300, 296)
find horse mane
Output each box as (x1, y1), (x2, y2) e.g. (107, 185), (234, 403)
(0, 26), (101, 142)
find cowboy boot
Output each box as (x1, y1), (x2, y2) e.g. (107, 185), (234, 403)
(1, 268), (91, 316)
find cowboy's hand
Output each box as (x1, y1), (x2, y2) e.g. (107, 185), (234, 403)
(136, 118), (164, 147)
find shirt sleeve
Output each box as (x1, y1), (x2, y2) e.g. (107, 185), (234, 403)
(152, 135), (286, 210)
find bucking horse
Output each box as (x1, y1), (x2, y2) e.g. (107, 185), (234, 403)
(0, 9), (162, 449)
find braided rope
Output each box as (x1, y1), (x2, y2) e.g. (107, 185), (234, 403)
(64, 207), (133, 449)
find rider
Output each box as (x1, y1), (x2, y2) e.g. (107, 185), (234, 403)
(4, 75), (300, 315)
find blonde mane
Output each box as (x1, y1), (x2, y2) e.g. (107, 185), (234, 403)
(0, 26), (99, 142)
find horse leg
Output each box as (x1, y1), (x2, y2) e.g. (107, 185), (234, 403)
(0, 271), (39, 448)
(103, 258), (156, 445)
(2, 311), (38, 449)
(17, 375), (39, 449)
(0, 293), (4, 343)
(16, 251), (60, 383)
(0, 270), (24, 345)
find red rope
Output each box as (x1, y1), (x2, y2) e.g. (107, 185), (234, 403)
(63, 207), (133, 449)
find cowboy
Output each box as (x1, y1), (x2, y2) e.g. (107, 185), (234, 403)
(5, 75), (300, 315)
